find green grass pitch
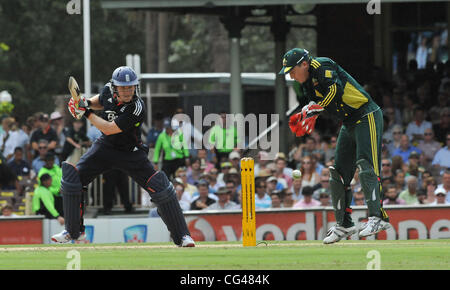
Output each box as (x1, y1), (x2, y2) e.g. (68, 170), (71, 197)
(0, 240), (449, 270)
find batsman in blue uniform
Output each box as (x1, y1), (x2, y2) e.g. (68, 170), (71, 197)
(51, 66), (195, 247)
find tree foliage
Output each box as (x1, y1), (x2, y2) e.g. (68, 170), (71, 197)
(0, 0), (145, 121)
(0, 0), (317, 120)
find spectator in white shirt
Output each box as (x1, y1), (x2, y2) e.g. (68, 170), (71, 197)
(432, 133), (450, 175)
(0, 118), (29, 161)
(406, 107), (432, 143)
(417, 128), (442, 169)
(290, 178), (303, 202)
(206, 187), (239, 210)
(436, 169), (450, 203)
(416, 36), (428, 69)
(386, 124), (404, 156)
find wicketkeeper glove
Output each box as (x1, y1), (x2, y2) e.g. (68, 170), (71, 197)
(68, 96), (92, 120)
(288, 102), (324, 137)
(302, 101), (324, 118)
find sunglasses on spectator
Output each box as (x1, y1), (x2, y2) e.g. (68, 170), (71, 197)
(39, 146), (47, 149)
(354, 198), (365, 202)
(436, 194), (446, 197)
(382, 163), (391, 167)
(319, 195), (329, 198)
(424, 133), (433, 136)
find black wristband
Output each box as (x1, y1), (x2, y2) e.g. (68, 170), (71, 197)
(84, 109), (93, 119)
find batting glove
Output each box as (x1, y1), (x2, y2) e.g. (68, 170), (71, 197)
(68, 96), (91, 119)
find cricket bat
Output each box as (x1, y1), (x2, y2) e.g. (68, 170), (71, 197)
(68, 76), (81, 109)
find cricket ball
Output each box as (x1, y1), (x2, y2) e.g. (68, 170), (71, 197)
(292, 169), (302, 179)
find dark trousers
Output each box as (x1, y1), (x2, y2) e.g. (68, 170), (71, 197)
(334, 109), (387, 219)
(54, 195), (64, 216)
(162, 158), (185, 180)
(102, 169), (131, 211)
(71, 140), (190, 244)
(76, 141), (156, 195)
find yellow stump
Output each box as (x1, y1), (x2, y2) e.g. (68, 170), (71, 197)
(240, 157), (256, 247)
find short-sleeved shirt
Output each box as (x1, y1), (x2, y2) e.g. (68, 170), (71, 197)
(0, 129), (29, 158)
(293, 198), (321, 208)
(392, 146), (422, 164)
(255, 193), (272, 209)
(7, 159), (30, 176)
(398, 190), (419, 205)
(97, 83), (146, 151)
(30, 127), (58, 156)
(432, 146), (450, 168)
(30, 127), (58, 145)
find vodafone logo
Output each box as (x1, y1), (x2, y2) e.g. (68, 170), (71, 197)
(186, 217), (216, 241)
(185, 207), (450, 242)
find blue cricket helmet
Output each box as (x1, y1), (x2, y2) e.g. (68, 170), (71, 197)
(111, 66), (139, 86)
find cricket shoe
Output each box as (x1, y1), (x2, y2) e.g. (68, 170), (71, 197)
(358, 216), (391, 238)
(51, 230), (86, 243)
(178, 235), (195, 247)
(323, 225), (356, 244)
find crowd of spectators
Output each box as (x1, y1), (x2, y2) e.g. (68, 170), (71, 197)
(146, 59), (449, 213)
(0, 58), (449, 218)
(0, 112), (89, 218)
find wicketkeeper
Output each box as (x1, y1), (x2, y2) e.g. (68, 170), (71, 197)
(51, 66), (195, 247)
(279, 48), (391, 244)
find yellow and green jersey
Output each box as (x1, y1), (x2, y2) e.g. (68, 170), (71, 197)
(294, 57), (379, 124)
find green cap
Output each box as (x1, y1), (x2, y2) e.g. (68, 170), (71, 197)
(278, 48), (310, 75)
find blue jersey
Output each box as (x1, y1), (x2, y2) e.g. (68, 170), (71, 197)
(97, 83), (146, 151)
